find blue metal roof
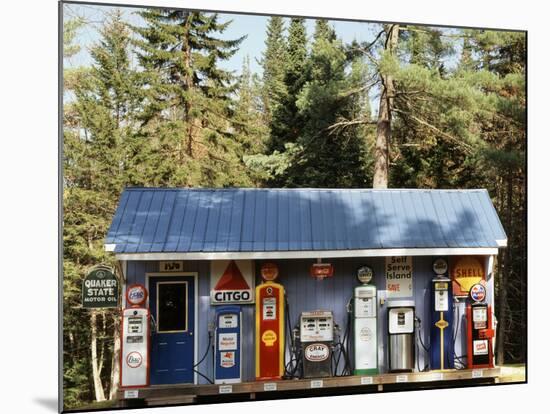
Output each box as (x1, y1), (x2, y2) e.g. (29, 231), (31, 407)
(105, 188), (507, 254)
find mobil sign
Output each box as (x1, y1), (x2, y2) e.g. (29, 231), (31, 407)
(210, 260), (255, 305)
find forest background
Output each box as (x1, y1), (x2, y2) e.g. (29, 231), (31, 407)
(62, 2), (526, 409)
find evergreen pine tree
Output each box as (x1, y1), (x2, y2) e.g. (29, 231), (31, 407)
(234, 56), (268, 155)
(269, 17), (308, 153)
(260, 16), (287, 124)
(287, 20), (370, 187)
(133, 9), (250, 186)
(246, 20), (372, 187)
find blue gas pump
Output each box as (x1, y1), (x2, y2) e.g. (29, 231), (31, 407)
(214, 305), (242, 384)
(429, 258), (454, 370)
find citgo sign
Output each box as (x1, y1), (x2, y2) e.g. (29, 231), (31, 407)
(211, 260), (255, 305)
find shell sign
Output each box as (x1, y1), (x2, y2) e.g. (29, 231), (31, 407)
(451, 256), (485, 296)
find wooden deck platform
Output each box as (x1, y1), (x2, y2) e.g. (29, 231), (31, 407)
(117, 367), (503, 407)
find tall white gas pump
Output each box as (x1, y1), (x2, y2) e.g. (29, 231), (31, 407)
(121, 284), (150, 388)
(353, 266), (378, 375)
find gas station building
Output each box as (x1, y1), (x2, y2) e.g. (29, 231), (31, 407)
(105, 188), (507, 404)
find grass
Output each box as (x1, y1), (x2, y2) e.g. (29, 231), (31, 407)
(499, 364), (526, 383)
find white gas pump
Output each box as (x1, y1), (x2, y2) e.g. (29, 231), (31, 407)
(121, 307), (150, 387)
(387, 301), (415, 373)
(353, 265), (378, 375)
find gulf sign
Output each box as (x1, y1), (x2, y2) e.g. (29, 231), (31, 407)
(210, 260), (255, 305)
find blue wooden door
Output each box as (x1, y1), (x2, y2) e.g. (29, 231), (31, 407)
(149, 275), (195, 385)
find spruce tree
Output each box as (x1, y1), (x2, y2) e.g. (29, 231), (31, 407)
(246, 20), (372, 187)
(287, 20), (370, 187)
(260, 16), (287, 124)
(234, 56), (268, 157)
(133, 9), (250, 186)
(269, 17), (308, 153)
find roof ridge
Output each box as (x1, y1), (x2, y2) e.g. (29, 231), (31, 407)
(123, 187), (488, 192)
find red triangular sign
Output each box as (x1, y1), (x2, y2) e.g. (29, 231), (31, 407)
(214, 260), (250, 290)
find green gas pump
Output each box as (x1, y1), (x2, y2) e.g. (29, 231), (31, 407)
(353, 266), (378, 375)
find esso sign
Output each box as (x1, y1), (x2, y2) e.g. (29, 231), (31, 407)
(126, 284), (147, 307)
(126, 351), (143, 368)
(469, 283), (486, 303)
(305, 344), (329, 362)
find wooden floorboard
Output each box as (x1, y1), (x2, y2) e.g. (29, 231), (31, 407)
(117, 367), (502, 406)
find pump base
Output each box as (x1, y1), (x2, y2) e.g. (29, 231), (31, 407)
(354, 368), (378, 375)
(255, 376), (283, 381)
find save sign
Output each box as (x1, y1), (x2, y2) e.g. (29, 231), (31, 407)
(385, 256), (413, 298)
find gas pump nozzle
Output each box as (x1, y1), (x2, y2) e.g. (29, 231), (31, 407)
(333, 324), (341, 346)
(292, 327), (300, 353)
(150, 313), (158, 334)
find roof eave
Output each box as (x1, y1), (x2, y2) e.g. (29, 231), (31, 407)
(496, 239), (508, 247)
(107, 246), (500, 261)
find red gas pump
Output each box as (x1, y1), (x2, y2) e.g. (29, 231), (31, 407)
(466, 283), (495, 369)
(255, 263), (285, 380)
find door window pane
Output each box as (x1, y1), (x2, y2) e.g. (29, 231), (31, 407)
(157, 282), (187, 332)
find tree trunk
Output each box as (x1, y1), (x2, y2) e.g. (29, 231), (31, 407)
(373, 24), (399, 189)
(98, 311), (106, 375)
(109, 312), (121, 400)
(183, 14), (194, 158)
(91, 310), (106, 402)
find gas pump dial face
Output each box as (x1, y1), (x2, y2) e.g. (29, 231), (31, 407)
(357, 266), (374, 284)
(261, 263), (279, 281)
(432, 258), (448, 275)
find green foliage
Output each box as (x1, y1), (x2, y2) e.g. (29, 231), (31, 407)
(269, 18), (309, 153)
(133, 9), (254, 187)
(261, 19), (373, 187)
(260, 16), (288, 122)
(64, 17), (85, 58)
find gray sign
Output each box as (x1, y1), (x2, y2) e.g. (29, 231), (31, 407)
(82, 266), (119, 308)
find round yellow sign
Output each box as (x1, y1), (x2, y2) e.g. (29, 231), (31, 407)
(261, 329), (277, 346)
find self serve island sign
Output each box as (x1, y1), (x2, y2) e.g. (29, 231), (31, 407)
(211, 260), (255, 304)
(385, 256), (413, 298)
